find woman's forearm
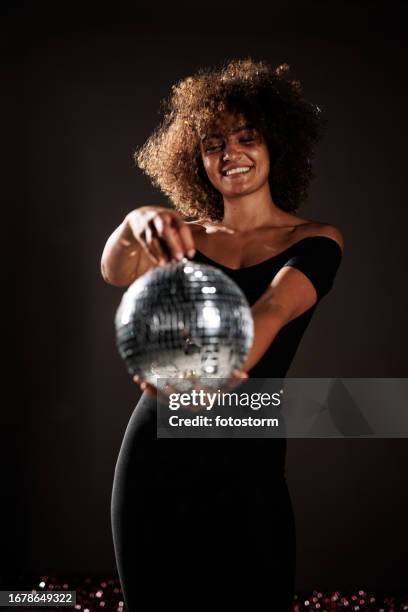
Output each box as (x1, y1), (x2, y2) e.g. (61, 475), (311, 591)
(240, 302), (287, 373)
(100, 216), (143, 287)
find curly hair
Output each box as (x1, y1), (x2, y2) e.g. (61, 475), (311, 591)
(135, 58), (326, 222)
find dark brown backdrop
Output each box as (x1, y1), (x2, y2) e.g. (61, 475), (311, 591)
(4, 0), (408, 592)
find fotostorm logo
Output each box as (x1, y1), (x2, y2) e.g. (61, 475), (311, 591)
(168, 389), (282, 411)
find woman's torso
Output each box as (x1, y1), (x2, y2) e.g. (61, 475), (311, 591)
(135, 213), (342, 486)
(186, 213), (327, 269)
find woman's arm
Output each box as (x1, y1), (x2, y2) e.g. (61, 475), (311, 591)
(100, 215), (145, 287)
(240, 266), (319, 372)
(100, 207), (196, 287)
(241, 227), (344, 373)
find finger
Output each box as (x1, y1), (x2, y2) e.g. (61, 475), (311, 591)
(151, 216), (176, 262)
(139, 230), (161, 265)
(173, 222), (196, 258)
(133, 374), (148, 387)
(167, 214), (195, 258)
(145, 226), (167, 264)
(133, 374), (157, 396)
(232, 369), (248, 380)
(160, 223), (185, 261)
(151, 214), (166, 236)
(157, 236), (174, 261)
(140, 382), (158, 398)
(148, 220), (172, 261)
(154, 213), (191, 261)
(149, 237), (168, 265)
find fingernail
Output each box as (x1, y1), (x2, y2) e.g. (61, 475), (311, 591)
(175, 252), (183, 261)
(187, 249), (196, 258)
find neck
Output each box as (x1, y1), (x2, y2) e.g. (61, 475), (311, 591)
(220, 185), (291, 232)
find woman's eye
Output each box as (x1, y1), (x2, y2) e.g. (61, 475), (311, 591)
(205, 144), (222, 152)
(240, 137), (255, 143)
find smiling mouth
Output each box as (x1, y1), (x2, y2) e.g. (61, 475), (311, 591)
(222, 165), (254, 177)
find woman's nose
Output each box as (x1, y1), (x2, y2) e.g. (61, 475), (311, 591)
(222, 141), (240, 160)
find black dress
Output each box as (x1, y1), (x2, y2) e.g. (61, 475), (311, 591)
(111, 236), (343, 611)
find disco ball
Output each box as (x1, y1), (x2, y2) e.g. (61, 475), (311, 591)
(115, 258), (254, 393)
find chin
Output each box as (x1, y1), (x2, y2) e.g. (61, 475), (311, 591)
(225, 185), (259, 198)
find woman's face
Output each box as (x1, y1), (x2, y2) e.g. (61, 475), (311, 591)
(199, 113), (270, 199)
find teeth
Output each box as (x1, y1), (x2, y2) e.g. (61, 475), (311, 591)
(225, 166), (253, 176)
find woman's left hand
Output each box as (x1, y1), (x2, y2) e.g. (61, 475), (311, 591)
(132, 369), (248, 403)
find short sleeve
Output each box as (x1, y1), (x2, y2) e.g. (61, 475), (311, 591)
(283, 236), (343, 302)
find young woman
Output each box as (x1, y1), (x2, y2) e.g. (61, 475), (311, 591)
(101, 59), (344, 611)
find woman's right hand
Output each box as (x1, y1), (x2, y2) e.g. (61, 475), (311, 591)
(126, 206), (196, 267)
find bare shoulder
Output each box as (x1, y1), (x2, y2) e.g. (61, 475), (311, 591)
(295, 220), (345, 252)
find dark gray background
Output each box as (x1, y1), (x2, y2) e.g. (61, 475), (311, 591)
(4, 0), (407, 592)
